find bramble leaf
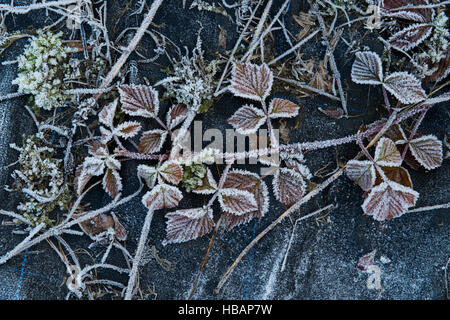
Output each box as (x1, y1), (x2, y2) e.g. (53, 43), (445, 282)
(218, 188), (258, 215)
(351, 51), (384, 85)
(102, 169), (122, 198)
(229, 62), (273, 101)
(346, 160), (376, 191)
(409, 135), (443, 170)
(159, 161), (183, 185)
(163, 207), (214, 245)
(118, 84), (159, 118)
(374, 137), (402, 167)
(388, 23), (433, 51)
(227, 104), (266, 134)
(138, 129), (167, 154)
(273, 167), (306, 206)
(114, 121), (141, 139)
(166, 104), (189, 130)
(193, 168), (217, 195)
(99, 99), (118, 127)
(383, 72), (426, 104)
(268, 98), (300, 118)
(142, 183), (183, 210)
(362, 181), (419, 221)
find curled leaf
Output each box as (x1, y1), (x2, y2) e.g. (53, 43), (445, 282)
(388, 23), (433, 51)
(99, 99), (118, 127)
(114, 121), (141, 139)
(102, 169), (122, 198)
(374, 137), (402, 167)
(166, 104), (189, 130)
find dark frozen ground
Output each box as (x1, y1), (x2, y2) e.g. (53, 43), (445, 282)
(0, 0), (449, 300)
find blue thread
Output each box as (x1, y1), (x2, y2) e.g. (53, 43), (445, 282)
(138, 70), (167, 79)
(243, 219), (258, 299)
(14, 249), (28, 300)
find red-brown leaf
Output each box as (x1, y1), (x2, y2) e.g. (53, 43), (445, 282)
(138, 129), (167, 154)
(229, 62), (273, 101)
(118, 84), (159, 118)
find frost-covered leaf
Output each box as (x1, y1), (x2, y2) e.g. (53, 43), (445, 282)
(388, 23), (433, 51)
(87, 140), (108, 157)
(273, 167), (306, 206)
(423, 49), (450, 83)
(318, 107), (344, 119)
(118, 84), (159, 118)
(381, 0), (434, 23)
(79, 213), (114, 239)
(74, 164), (92, 195)
(99, 99), (118, 127)
(138, 129), (167, 154)
(357, 249), (377, 271)
(159, 161), (183, 185)
(284, 160), (312, 180)
(166, 104), (189, 130)
(227, 104), (266, 134)
(142, 183), (183, 210)
(383, 72), (426, 104)
(114, 121), (141, 139)
(229, 62), (273, 101)
(409, 135), (443, 170)
(377, 166), (413, 188)
(374, 137), (402, 167)
(163, 207), (214, 245)
(100, 126), (113, 144)
(268, 98), (300, 118)
(362, 181), (419, 221)
(137, 164), (157, 188)
(102, 169), (122, 198)
(346, 160), (376, 191)
(218, 188), (258, 215)
(105, 156), (121, 171)
(193, 168), (217, 194)
(83, 157), (105, 176)
(112, 215), (127, 241)
(351, 51), (384, 84)
(222, 170), (269, 231)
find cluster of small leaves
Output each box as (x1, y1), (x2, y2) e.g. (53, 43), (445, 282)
(9, 134), (70, 225)
(12, 30), (72, 110)
(381, 0), (450, 83)
(162, 29), (219, 112)
(351, 51), (426, 104)
(181, 163), (207, 192)
(346, 126), (443, 221)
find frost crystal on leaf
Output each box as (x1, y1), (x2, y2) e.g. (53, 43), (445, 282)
(229, 61), (273, 101)
(408, 135), (443, 170)
(218, 188), (258, 216)
(374, 137), (402, 167)
(138, 129), (167, 154)
(137, 164), (157, 188)
(227, 104), (266, 134)
(118, 84), (160, 118)
(273, 168), (306, 206)
(351, 51), (384, 85)
(268, 98), (300, 118)
(362, 181), (419, 221)
(346, 160), (376, 191)
(388, 24), (433, 51)
(142, 184), (183, 210)
(163, 207), (214, 245)
(383, 72), (426, 104)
